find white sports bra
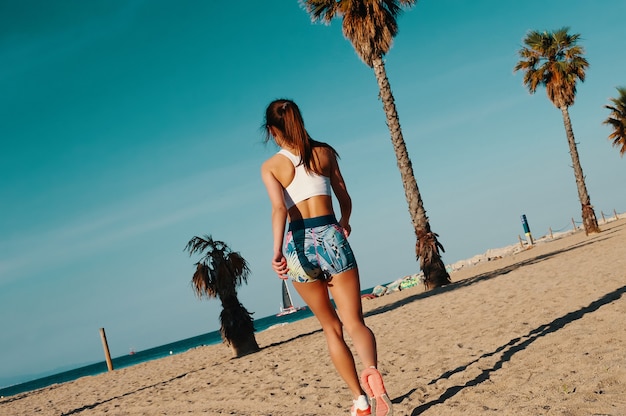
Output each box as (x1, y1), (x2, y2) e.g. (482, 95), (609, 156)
(278, 148), (331, 209)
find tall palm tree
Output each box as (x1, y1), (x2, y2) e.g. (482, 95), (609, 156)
(184, 235), (259, 357)
(301, 0), (450, 289)
(514, 27), (600, 235)
(603, 86), (626, 157)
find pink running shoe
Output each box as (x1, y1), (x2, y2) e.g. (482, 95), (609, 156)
(361, 368), (393, 416)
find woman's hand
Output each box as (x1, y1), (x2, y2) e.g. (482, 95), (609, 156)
(272, 252), (289, 279)
(339, 219), (351, 238)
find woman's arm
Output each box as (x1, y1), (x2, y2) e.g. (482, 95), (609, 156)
(329, 153), (352, 236)
(261, 159), (289, 278)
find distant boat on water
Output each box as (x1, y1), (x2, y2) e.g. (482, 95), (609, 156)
(276, 280), (306, 317)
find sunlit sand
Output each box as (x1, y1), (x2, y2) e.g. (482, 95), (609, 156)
(2, 218), (625, 415)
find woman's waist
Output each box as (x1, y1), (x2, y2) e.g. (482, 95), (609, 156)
(288, 214), (338, 231)
(288, 196), (333, 217)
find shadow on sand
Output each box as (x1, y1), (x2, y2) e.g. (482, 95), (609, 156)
(367, 230), (614, 320)
(6, 223), (621, 415)
(263, 224), (623, 414)
(265, 226), (618, 351)
(400, 284), (626, 415)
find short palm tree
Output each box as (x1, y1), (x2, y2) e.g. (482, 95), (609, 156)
(514, 27), (600, 235)
(184, 235), (259, 357)
(301, 0), (450, 289)
(603, 86), (626, 157)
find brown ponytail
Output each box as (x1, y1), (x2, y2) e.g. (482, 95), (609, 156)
(264, 99), (338, 175)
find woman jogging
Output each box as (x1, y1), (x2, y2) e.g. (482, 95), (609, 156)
(260, 98), (393, 416)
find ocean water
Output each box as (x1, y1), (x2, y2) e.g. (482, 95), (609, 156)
(0, 307), (315, 398)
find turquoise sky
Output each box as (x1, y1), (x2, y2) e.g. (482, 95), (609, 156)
(1, 0), (625, 387)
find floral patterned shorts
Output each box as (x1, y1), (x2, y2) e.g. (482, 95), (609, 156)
(284, 215), (357, 283)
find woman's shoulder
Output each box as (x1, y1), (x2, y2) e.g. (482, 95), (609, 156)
(313, 143), (338, 164)
(261, 153), (278, 169)
(262, 152), (292, 171)
(312, 140), (338, 157)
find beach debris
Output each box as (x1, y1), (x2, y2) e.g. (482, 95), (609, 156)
(372, 285), (388, 297)
(363, 274), (425, 299)
(400, 274), (424, 290)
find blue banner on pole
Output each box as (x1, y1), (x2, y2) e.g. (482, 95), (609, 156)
(520, 215), (534, 245)
(521, 214), (531, 234)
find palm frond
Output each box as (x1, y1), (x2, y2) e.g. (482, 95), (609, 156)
(226, 252), (251, 285)
(300, 0), (339, 24)
(191, 262), (218, 299)
(302, 0), (416, 67)
(514, 27), (588, 108)
(603, 86), (626, 156)
(184, 234), (251, 298)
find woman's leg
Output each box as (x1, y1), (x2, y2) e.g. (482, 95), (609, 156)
(292, 279), (365, 399)
(327, 267), (377, 369)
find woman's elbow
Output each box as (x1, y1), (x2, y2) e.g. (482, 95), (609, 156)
(272, 205), (287, 217)
(338, 194), (352, 208)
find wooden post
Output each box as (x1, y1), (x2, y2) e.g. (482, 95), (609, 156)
(549, 227), (553, 239)
(615, 209), (619, 220)
(601, 211), (606, 223)
(518, 235), (524, 249)
(571, 218), (577, 230)
(99, 328), (114, 371)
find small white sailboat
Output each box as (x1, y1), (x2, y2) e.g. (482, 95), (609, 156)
(277, 280), (306, 317)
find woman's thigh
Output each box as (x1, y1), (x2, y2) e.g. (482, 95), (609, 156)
(327, 268), (365, 326)
(292, 279), (341, 328)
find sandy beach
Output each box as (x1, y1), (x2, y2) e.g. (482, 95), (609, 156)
(2, 218), (625, 416)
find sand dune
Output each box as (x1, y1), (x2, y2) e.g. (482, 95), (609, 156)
(2, 219), (625, 415)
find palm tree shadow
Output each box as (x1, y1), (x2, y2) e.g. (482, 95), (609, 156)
(54, 330), (322, 414)
(261, 329), (322, 350)
(60, 371), (199, 415)
(365, 233), (613, 320)
(400, 284), (626, 415)
(262, 232), (616, 350)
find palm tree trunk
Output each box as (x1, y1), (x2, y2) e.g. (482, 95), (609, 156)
(220, 294), (259, 357)
(560, 106), (600, 235)
(371, 57), (451, 289)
